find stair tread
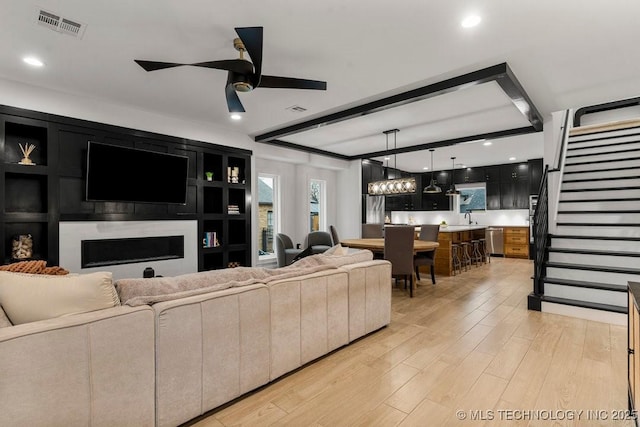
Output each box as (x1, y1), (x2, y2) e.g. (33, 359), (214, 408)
(563, 176), (640, 183)
(546, 261), (640, 274)
(568, 119), (640, 137)
(557, 210), (640, 214)
(551, 234), (640, 241)
(567, 139), (640, 151)
(548, 247), (640, 257)
(564, 155), (640, 166)
(557, 222), (640, 227)
(564, 166), (640, 174)
(561, 186), (640, 192)
(541, 295), (627, 314)
(542, 276), (627, 291)
(559, 198), (640, 203)
(566, 147), (640, 159)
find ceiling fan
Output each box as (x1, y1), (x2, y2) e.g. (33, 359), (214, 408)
(134, 26), (327, 113)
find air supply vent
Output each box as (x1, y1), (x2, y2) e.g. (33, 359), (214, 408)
(37, 8), (86, 38)
(286, 105), (308, 113)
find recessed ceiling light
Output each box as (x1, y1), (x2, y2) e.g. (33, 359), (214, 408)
(423, 166), (429, 170)
(461, 15), (481, 28)
(230, 113), (242, 120)
(384, 156), (391, 161)
(23, 56), (44, 67)
(483, 141), (492, 146)
(509, 156), (516, 161)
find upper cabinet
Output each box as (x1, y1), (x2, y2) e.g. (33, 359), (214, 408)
(499, 163), (529, 209)
(362, 157), (542, 212)
(528, 158), (544, 195)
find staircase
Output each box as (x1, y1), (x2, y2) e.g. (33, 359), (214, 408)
(539, 122), (640, 324)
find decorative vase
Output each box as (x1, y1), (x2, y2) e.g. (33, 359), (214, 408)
(11, 234), (33, 260)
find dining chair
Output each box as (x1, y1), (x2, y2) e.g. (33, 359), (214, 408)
(275, 233), (303, 267)
(329, 225), (341, 246)
(414, 224), (440, 284)
(304, 231), (333, 254)
(384, 225), (416, 297)
(362, 223), (384, 238)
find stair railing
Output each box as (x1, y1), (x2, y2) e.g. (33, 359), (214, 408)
(532, 165), (550, 295)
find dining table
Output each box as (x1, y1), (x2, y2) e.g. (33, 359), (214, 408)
(340, 238), (439, 254)
(340, 238), (439, 297)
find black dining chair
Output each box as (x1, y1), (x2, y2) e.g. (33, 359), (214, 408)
(362, 223), (384, 238)
(329, 225), (341, 246)
(384, 225), (417, 297)
(414, 224), (440, 284)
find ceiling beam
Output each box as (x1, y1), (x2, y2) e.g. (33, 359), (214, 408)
(253, 62), (544, 152)
(350, 126), (537, 160)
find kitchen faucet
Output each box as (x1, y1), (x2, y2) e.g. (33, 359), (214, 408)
(464, 212), (472, 225)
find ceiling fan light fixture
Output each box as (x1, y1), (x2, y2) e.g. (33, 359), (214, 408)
(423, 149), (442, 194)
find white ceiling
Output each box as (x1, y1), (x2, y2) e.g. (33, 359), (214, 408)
(2, 1), (640, 172)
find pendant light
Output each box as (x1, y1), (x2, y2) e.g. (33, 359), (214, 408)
(446, 156), (460, 196)
(367, 129), (416, 195)
(423, 149), (442, 193)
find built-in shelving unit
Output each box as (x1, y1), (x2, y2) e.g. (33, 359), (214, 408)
(0, 104), (251, 271)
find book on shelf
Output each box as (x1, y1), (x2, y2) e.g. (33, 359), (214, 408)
(228, 204), (240, 214)
(203, 231), (219, 248)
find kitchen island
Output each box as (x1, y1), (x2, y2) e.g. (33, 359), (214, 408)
(433, 225), (487, 276)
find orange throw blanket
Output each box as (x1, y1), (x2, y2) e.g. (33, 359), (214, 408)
(0, 260), (69, 275)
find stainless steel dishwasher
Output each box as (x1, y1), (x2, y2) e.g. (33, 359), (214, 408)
(485, 227), (504, 256)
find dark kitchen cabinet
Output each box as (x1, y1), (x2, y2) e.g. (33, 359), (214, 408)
(458, 167), (484, 183)
(500, 163), (529, 209)
(484, 165), (501, 182)
(528, 158), (543, 195)
(422, 192), (450, 211)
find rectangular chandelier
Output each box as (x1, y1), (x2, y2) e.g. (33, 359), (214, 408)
(367, 177), (416, 195)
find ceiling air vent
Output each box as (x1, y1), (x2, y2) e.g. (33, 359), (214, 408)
(286, 105), (308, 113)
(36, 9), (86, 38)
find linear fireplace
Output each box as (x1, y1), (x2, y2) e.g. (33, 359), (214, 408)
(81, 235), (184, 268)
(60, 220), (197, 279)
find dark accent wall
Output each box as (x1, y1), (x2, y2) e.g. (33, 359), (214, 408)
(0, 104), (251, 271)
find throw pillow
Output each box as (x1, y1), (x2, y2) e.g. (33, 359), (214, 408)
(0, 271), (120, 325)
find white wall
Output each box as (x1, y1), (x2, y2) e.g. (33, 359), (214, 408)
(252, 144), (360, 265)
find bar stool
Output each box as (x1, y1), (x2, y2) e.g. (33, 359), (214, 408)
(460, 242), (472, 271)
(479, 238), (490, 264)
(451, 243), (462, 276)
(471, 239), (483, 266)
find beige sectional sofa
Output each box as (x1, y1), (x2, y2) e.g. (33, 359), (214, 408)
(0, 251), (391, 427)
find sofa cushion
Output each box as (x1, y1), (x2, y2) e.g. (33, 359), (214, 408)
(0, 271), (120, 325)
(0, 304), (12, 328)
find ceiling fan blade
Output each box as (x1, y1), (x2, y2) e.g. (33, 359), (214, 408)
(225, 78), (245, 113)
(134, 60), (186, 72)
(191, 59), (253, 74)
(258, 75), (327, 90)
(235, 27), (263, 87)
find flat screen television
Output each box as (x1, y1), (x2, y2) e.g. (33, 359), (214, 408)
(86, 141), (189, 204)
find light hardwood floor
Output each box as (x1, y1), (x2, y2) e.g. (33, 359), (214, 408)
(190, 257), (634, 427)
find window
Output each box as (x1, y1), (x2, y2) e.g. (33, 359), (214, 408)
(258, 174), (279, 260)
(309, 179), (326, 232)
